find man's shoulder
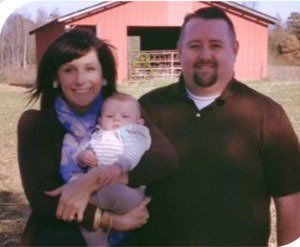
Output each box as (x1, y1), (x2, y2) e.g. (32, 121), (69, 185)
(139, 82), (179, 105)
(234, 80), (282, 110)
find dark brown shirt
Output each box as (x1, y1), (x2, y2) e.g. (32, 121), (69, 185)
(137, 78), (300, 245)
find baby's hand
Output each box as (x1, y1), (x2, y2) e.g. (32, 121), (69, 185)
(98, 164), (123, 186)
(77, 150), (98, 168)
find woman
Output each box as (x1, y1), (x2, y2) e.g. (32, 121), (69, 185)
(18, 29), (178, 245)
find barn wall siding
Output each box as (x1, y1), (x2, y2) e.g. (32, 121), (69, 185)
(35, 23), (65, 65)
(34, 1), (272, 83)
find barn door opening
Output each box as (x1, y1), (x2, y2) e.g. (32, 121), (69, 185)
(128, 26), (179, 50)
(127, 26), (181, 80)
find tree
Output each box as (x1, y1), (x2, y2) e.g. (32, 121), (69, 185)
(278, 34), (300, 54)
(268, 12), (300, 65)
(0, 13), (35, 68)
(35, 7), (49, 27)
(286, 12), (300, 39)
(0, 6), (52, 69)
(49, 7), (60, 20)
(0, 31), (5, 67)
(269, 14), (286, 54)
(281, 12), (300, 64)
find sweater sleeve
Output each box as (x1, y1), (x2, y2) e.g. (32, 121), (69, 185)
(128, 109), (179, 187)
(116, 124), (151, 172)
(17, 109), (96, 230)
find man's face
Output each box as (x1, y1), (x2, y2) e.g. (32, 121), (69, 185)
(178, 18), (238, 95)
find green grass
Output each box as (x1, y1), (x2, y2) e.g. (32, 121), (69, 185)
(0, 79), (299, 246)
(118, 80), (174, 98)
(246, 81), (300, 137)
(0, 89), (33, 192)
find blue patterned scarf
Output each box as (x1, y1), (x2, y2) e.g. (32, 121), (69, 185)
(55, 95), (103, 182)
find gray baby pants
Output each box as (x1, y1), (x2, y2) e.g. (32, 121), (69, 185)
(80, 183), (145, 246)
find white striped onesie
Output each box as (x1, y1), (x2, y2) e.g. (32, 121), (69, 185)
(88, 123), (151, 172)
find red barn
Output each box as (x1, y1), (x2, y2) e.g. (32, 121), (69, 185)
(30, 1), (277, 83)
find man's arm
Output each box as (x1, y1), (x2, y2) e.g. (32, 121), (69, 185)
(127, 112), (179, 187)
(274, 191), (300, 245)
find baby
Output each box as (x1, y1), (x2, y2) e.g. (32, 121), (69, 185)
(77, 93), (150, 185)
(60, 93), (151, 246)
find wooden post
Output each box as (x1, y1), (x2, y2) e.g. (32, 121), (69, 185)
(171, 51), (174, 79)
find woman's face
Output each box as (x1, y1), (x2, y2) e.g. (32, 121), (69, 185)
(57, 49), (104, 113)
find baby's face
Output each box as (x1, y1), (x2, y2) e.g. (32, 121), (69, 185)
(100, 99), (143, 130)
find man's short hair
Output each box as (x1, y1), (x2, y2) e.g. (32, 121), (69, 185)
(179, 6), (236, 42)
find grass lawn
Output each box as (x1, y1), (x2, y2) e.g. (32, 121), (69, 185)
(0, 79), (299, 246)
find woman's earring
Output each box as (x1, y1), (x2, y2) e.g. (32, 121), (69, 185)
(102, 79), (107, 87)
(53, 80), (59, 89)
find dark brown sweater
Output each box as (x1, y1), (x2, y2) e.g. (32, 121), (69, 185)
(136, 78), (300, 245)
(17, 107), (178, 245)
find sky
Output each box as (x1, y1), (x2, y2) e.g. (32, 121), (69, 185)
(1, 0), (300, 34)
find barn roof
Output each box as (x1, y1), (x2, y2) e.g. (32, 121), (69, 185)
(30, 1), (277, 35)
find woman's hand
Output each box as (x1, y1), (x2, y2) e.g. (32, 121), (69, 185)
(110, 197), (151, 231)
(45, 178), (91, 223)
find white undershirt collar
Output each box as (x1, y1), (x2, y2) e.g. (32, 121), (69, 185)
(186, 88), (221, 110)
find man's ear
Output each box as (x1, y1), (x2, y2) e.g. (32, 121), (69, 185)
(138, 118), (145, 125)
(177, 41), (182, 56)
(233, 40), (239, 55)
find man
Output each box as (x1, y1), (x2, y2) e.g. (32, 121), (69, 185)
(131, 6), (300, 246)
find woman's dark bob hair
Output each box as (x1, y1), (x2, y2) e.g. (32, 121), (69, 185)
(30, 29), (117, 110)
